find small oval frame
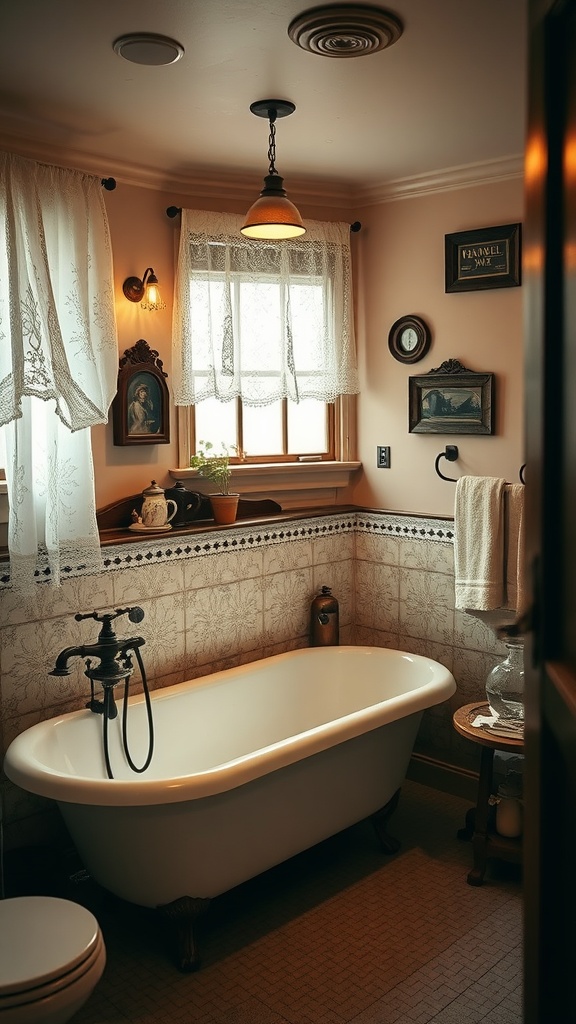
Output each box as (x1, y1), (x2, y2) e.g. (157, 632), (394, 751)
(388, 314), (431, 364)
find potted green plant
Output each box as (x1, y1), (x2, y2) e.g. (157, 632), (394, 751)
(189, 440), (241, 524)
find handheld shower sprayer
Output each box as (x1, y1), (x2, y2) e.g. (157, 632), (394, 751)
(50, 607), (154, 779)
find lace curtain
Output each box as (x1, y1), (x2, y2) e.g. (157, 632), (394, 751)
(0, 151), (117, 590)
(172, 208), (359, 407)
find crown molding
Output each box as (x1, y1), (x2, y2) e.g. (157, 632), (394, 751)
(0, 130), (523, 208)
(355, 155), (524, 205)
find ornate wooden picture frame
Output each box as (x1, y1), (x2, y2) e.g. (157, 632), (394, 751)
(409, 358), (495, 435)
(112, 338), (170, 446)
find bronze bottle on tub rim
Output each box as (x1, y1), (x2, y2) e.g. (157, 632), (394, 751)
(310, 586), (339, 646)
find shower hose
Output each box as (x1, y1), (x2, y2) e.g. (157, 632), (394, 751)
(101, 644), (155, 780)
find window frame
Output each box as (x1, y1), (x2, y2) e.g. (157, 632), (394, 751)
(190, 396), (336, 464)
(174, 395), (360, 508)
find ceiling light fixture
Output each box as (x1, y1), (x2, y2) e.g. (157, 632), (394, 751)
(113, 33), (184, 66)
(241, 100), (305, 240)
(288, 4), (403, 57)
(123, 268), (166, 311)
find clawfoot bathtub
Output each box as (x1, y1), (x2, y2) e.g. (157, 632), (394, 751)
(4, 645), (456, 970)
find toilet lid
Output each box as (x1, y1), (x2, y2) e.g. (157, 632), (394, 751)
(0, 933), (105, 1010)
(0, 897), (101, 995)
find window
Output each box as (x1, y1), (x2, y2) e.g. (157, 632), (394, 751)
(172, 209), (359, 466)
(193, 395), (333, 462)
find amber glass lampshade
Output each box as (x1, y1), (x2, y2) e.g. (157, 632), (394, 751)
(241, 174), (306, 240)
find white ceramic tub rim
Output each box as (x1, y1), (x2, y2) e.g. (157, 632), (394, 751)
(4, 646), (455, 807)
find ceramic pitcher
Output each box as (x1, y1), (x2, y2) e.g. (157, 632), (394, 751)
(140, 481), (177, 528)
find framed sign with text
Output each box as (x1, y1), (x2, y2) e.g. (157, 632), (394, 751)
(445, 223), (521, 293)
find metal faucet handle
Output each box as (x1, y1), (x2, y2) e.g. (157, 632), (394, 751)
(75, 607), (144, 625)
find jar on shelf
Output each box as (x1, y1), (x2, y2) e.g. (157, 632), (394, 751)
(492, 774), (523, 838)
(486, 640), (525, 722)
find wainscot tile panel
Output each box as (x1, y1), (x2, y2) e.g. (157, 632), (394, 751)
(399, 537), (455, 575)
(0, 509), (516, 847)
(399, 567), (455, 646)
(263, 566), (313, 645)
(355, 560), (400, 633)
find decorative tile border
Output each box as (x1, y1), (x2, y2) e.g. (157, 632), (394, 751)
(355, 511), (454, 543)
(0, 510), (454, 585)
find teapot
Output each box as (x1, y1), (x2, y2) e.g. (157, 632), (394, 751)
(140, 481), (177, 528)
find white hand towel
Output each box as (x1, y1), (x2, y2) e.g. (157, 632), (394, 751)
(454, 475), (507, 610)
(504, 483), (526, 614)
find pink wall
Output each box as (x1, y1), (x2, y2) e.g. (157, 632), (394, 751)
(93, 176), (524, 518)
(349, 177), (525, 517)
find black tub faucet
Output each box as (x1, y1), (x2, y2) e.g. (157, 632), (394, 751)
(50, 607), (146, 719)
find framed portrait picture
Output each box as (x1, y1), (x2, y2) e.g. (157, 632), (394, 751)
(409, 359), (494, 435)
(444, 222), (521, 293)
(112, 338), (170, 446)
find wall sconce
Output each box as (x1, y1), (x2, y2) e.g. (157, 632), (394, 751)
(122, 268), (166, 311)
(241, 100), (306, 240)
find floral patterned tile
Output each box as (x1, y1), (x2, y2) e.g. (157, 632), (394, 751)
(183, 548), (263, 590)
(454, 609), (508, 656)
(451, 646), (503, 706)
(355, 562), (400, 633)
(0, 616), (91, 719)
(112, 560), (185, 604)
(129, 592), (187, 681)
(353, 625), (400, 649)
(313, 532), (355, 566)
(399, 538), (455, 576)
(263, 539), (313, 574)
(399, 568), (455, 646)
(1, 572), (115, 626)
(355, 532), (401, 566)
(184, 579), (265, 667)
(262, 567), (313, 646)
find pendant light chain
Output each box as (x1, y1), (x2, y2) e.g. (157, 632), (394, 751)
(267, 113), (278, 175)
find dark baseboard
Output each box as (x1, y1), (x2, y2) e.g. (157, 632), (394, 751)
(407, 752), (478, 802)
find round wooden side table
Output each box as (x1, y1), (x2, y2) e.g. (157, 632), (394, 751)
(452, 702), (524, 886)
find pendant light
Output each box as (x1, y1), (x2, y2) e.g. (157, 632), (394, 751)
(241, 100), (306, 239)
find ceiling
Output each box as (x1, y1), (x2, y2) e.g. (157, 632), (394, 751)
(0, 0), (527, 202)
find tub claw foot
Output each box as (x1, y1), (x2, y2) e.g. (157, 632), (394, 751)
(157, 896), (211, 972)
(371, 788), (401, 854)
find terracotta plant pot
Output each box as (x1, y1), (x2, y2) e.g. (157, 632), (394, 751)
(209, 493), (239, 525)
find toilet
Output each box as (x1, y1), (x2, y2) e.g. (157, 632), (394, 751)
(0, 896), (106, 1024)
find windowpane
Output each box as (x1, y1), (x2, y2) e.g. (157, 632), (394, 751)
(290, 283), (325, 371)
(238, 282), (282, 372)
(194, 398), (236, 449)
(288, 399), (328, 454)
(243, 402), (283, 455)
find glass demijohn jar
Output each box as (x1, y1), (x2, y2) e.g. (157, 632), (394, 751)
(485, 640), (525, 721)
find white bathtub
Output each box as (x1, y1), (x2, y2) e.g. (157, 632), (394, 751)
(5, 645), (455, 969)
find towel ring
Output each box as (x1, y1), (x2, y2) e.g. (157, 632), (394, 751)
(435, 447), (526, 484)
(434, 445), (459, 482)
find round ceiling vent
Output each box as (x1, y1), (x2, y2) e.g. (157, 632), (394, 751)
(113, 33), (184, 66)
(288, 4), (403, 57)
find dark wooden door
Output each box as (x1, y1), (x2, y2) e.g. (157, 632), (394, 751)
(524, 1), (576, 1020)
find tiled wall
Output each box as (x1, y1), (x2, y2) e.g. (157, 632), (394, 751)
(0, 510), (512, 849)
